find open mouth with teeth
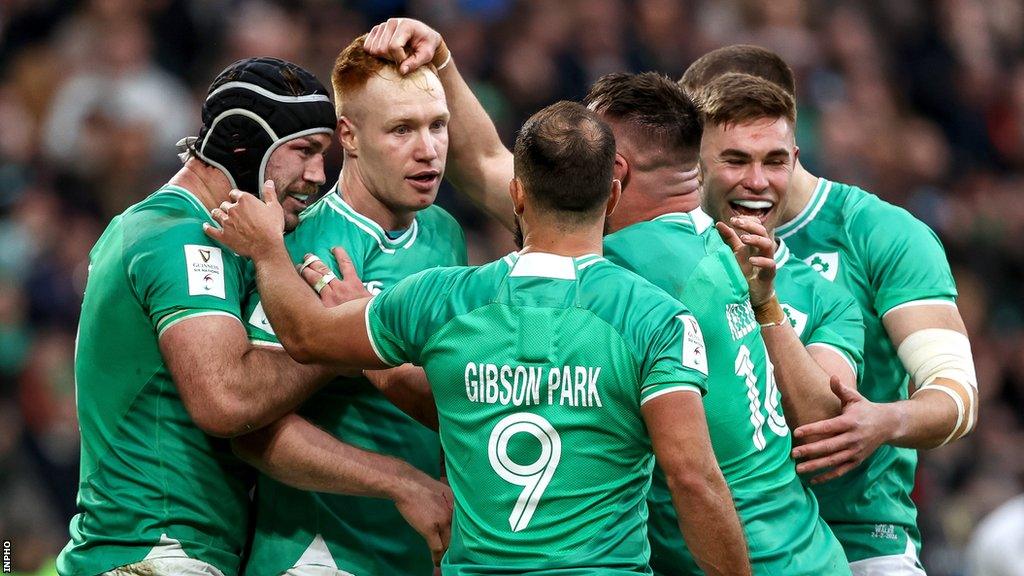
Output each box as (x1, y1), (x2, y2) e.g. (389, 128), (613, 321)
(285, 192), (311, 208)
(729, 199), (775, 224)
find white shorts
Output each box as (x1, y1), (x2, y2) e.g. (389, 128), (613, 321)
(104, 557), (226, 576)
(849, 539), (927, 576)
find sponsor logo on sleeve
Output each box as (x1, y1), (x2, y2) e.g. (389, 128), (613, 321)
(248, 301), (275, 335)
(780, 303), (808, 337)
(677, 314), (708, 375)
(805, 252), (839, 282)
(185, 244), (226, 299)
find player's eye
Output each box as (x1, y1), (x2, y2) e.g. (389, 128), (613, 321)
(430, 119), (448, 131)
(393, 125), (411, 135)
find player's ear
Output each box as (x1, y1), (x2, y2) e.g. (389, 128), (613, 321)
(338, 116), (358, 156)
(613, 152), (629, 190)
(792, 145), (800, 165)
(508, 177), (526, 216)
(606, 178), (622, 216)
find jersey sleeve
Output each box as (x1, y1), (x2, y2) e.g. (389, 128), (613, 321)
(126, 221), (247, 337)
(805, 284), (865, 383)
(365, 269), (446, 367)
(853, 202), (958, 315)
(638, 304), (710, 406)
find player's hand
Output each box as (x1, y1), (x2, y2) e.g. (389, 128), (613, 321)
(393, 472), (453, 566)
(296, 247), (370, 307)
(716, 217), (776, 307)
(365, 18), (445, 75)
(204, 181), (285, 258)
(790, 376), (894, 483)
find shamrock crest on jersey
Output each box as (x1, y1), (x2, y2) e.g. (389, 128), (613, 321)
(805, 252), (840, 281)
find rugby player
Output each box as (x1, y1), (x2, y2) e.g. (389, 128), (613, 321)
(207, 100), (751, 575)
(59, 58), (341, 576)
(233, 37), (465, 574)
(681, 45), (978, 575)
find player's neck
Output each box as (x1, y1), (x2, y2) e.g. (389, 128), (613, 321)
(337, 167), (415, 231)
(519, 218), (604, 258)
(778, 161), (820, 225)
(168, 161), (232, 213)
(607, 181), (700, 233)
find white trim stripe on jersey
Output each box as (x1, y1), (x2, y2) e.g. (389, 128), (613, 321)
(364, 297), (397, 367)
(688, 207), (714, 233)
(576, 257), (605, 271)
(156, 310), (240, 338)
(774, 239), (792, 268)
(640, 385), (702, 405)
(883, 299), (958, 316)
(778, 178), (832, 240)
(806, 342), (859, 378)
(324, 192), (419, 251)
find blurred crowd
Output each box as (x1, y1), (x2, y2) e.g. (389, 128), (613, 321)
(1, 0), (1022, 574)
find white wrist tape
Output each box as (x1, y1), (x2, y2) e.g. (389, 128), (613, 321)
(898, 328), (977, 445)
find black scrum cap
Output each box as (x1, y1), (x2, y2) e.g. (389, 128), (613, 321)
(190, 57), (336, 197)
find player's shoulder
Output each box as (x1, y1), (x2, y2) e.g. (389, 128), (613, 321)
(120, 185), (222, 252)
(830, 180), (938, 242)
(580, 257), (690, 324)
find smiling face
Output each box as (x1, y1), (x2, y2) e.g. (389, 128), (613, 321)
(340, 67), (449, 216)
(264, 132), (331, 231)
(699, 115), (798, 234)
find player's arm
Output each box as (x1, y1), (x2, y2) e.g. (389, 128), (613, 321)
(205, 184), (389, 368)
(365, 18), (515, 230)
(718, 218), (848, 427)
(793, 306), (975, 482)
(364, 364), (439, 431)
(160, 316), (333, 438)
(882, 303), (977, 446)
(231, 413), (451, 564)
(643, 392), (751, 576)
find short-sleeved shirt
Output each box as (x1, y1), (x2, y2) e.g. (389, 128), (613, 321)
(367, 251), (708, 575)
(58, 185), (254, 576)
(604, 210), (849, 575)
(241, 187), (467, 576)
(776, 178), (958, 561)
(773, 239), (865, 383)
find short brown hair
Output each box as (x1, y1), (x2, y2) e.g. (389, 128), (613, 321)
(695, 72), (796, 129)
(680, 45), (796, 98)
(514, 101), (616, 220)
(330, 34), (437, 117)
(584, 72), (701, 162)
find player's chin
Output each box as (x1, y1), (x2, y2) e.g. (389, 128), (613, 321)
(281, 207), (304, 232)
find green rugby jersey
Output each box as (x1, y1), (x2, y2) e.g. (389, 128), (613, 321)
(776, 178), (958, 561)
(366, 251), (709, 575)
(773, 239), (865, 383)
(604, 210), (849, 576)
(58, 185), (254, 576)
(241, 187), (467, 576)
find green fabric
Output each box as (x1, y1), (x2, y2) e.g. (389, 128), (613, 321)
(58, 186), (253, 576)
(777, 178), (957, 561)
(605, 210), (849, 575)
(774, 240), (865, 383)
(241, 188), (466, 576)
(367, 251), (706, 574)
